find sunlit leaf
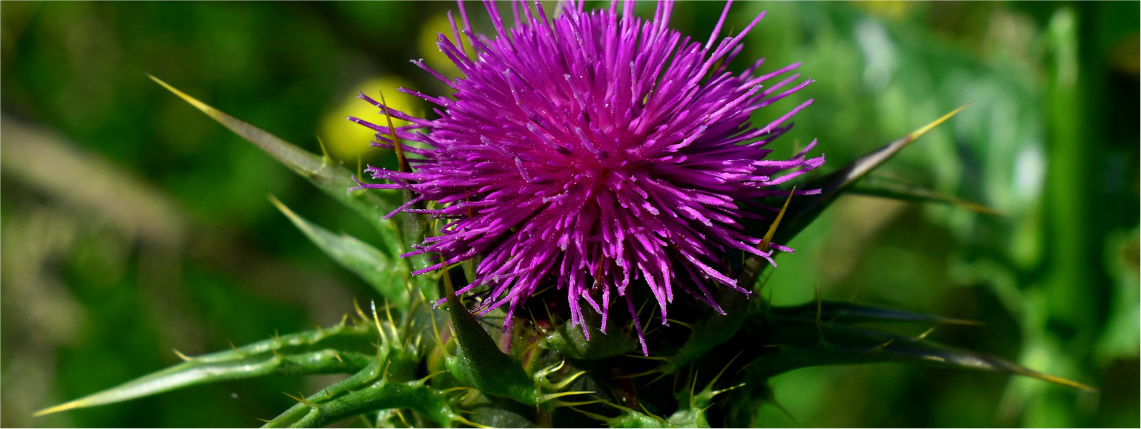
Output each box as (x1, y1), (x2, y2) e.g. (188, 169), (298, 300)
(149, 75), (405, 258)
(35, 322), (378, 417)
(774, 105), (967, 246)
(271, 196), (410, 307)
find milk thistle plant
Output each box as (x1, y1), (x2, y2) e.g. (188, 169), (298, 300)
(39, 1), (1091, 427)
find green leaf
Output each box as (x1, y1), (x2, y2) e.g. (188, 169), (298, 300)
(35, 322), (378, 417)
(441, 269), (538, 406)
(542, 315), (638, 360)
(570, 402), (668, 429)
(774, 105), (967, 247)
(263, 359), (467, 428)
(848, 176), (1003, 216)
(149, 75), (405, 259)
(767, 301), (981, 326)
(743, 316), (1095, 391)
(271, 196), (410, 307)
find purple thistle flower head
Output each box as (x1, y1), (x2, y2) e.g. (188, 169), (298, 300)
(351, 0), (824, 355)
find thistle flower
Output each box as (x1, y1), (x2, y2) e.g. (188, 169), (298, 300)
(351, 0), (824, 355)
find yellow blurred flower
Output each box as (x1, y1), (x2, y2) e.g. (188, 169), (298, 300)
(319, 76), (420, 163)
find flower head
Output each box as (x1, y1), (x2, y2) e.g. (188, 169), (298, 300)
(351, 0), (824, 354)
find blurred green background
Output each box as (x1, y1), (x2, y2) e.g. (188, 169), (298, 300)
(1, 1), (1137, 427)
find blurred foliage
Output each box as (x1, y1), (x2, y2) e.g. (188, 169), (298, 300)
(1, 1), (1137, 427)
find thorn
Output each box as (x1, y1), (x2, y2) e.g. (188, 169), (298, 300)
(452, 414), (491, 429)
(1031, 372), (1099, 392)
(553, 398), (606, 408)
(395, 409), (410, 427)
(539, 390), (596, 404)
(283, 391), (318, 408)
(428, 294), (448, 355)
(706, 351), (743, 391)
(149, 75), (222, 118)
(442, 386), (478, 394)
(759, 186), (796, 252)
(382, 299), (400, 345)
(419, 370), (448, 384)
(371, 300), (389, 345)
(34, 401), (82, 417)
(353, 299), (369, 323)
(535, 360), (566, 378)
(172, 349), (193, 361)
(315, 135), (332, 166)
(377, 89), (409, 172)
(636, 299), (653, 326)
(541, 301), (559, 331)
(689, 369), (699, 407)
(638, 402), (666, 421)
(569, 406), (618, 422)
(551, 370), (588, 390)
(906, 104), (967, 142)
(711, 382), (747, 398)
(913, 327), (936, 341)
(645, 371), (671, 387)
(665, 319), (693, 330)
(596, 398), (636, 413)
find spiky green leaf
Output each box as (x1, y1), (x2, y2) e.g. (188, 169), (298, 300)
(773, 106), (967, 247)
(263, 359), (467, 428)
(767, 301), (981, 326)
(271, 196), (410, 307)
(848, 176), (1003, 215)
(743, 316), (1094, 391)
(441, 271), (538, 406)
(149, 75), (405, 258)
(36, 322), (378, 416)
